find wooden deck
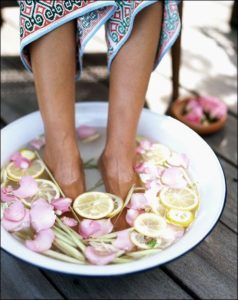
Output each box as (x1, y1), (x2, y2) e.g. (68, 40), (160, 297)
(1, 2), (237, 299)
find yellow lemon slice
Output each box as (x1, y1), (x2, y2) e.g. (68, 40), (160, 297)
(73, 192), (114, 219)
(29, 179), (60, 203)
(130, 230), (160, 249)
(1, 167), (8, 187)
(6, 159), (45, 182)
(159, 187), (199, 211)
(134, 213), (167, 238)
(106, 194), (124, 218)
(166, 209), (194, 227)
(143, 143), (171, 165)
(20, 149), (36, 161)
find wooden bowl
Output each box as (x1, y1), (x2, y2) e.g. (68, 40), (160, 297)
(169, 97), (227, 136)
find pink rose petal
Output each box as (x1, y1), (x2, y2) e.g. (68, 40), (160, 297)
(13, 176), (38, 198)
(159, 224), (184, 248)
(135, 161), (163, 176)
(25, 229), (55, 253)
(126, 209), (142, 227)
(30, 136), (45, 150)
(113, 229), (134, 252)
(10, 152), (31, 169)
(167, 153), (189, 169)
(184, 106), (203, 124)
(127, 193), (149, 210)
(85, 246), (117, 265)
(61, 216), (78, 227)
(79, 219), (113, 239)
(2, 209), (30, 232)
(144, 186), (160, 211)
(161, 167), (187, 189)
(30, 199), (56, 232)
(4, 201), (25, 221)
(186, 98), (201, 111)
(76, 125), (98, 140)
(51, 198), (72, 213)
(198, 96), (227, 119)
(1, 186), (17, 203)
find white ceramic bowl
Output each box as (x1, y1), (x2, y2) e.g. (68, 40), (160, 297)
(1, 102), (226, 276)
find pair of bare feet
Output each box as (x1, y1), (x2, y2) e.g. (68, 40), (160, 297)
(44, 140), (137, 199)
(44, 136), (137, 229)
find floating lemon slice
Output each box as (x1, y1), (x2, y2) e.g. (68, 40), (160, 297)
(106, 194), (123, 218)
(6, 159), (45, 182)
(29, 179), (60, 203)
(73, 192), (114, 219)
(143, 143), (171, 165)
(134, 213), (167, 238)
(160, 187), (199, 211)
(1, 167), (8, 187)
(20, 149), (36, 161)
(166, 209), (194, 227)
(130, 230), (160, 249)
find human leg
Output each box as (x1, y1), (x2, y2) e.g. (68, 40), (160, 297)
(30, 21), (85, 199)
(101, 2), (163, 200)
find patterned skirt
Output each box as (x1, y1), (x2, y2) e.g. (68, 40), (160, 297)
(19, 0), (181, 76)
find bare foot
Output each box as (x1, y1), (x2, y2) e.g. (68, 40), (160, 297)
(99, 149), (137, 231)
(44, 139), (86, 199)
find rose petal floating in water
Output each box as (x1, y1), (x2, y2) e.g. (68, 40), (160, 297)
(161, 167), (187, 189)
(126, 209), (142, 227)
(13, 176), (38, 198)
(167, 152), (189, 169)
(136, 139), (153, 154)
(30, 136), (45, 150)
(1, 186), (17, 203)
(30, 199), (56, 232)
(158, 224), (184, 249)
(127, 193), (149, 210)
(51, 198), (72, 213)
(135, 161), (163, 177)
(4, 201), (25, 222)
(2, 209), (30, 232)
(25, 228), (55, 253)
(61, 216), (78, 227)
(144, 186), (160, 211)
(113, 229), (134, 252)
(76, 125), (98, 140)
(79, 219), (113, 239)
(85, 246), (117, 265)
(10, 152), (31, 169)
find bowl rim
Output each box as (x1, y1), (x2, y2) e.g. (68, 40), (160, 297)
(1, 102), (227, 276)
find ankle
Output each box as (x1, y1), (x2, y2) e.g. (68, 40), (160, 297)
(103, 142), (136, 163)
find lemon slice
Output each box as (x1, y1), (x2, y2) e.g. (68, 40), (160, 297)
(166, 209), (194, 227)
(1, 167), (8, 187)
(73, 192), (114, 219)
(20, 149), (36, 161)
(6, 159), (45, 182)
(134, 213), (167, 238)
(106, 194), (123, 218)
(28, 179), (60, 203)
(143, 143), (171, 165)
(160, 187), (199, 211)
(130, 230), (160, 249)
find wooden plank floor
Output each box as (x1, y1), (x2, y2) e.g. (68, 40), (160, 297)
(1, 2), (237, 299)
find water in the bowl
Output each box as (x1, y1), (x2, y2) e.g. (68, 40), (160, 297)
(1, 126), (200, 265)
